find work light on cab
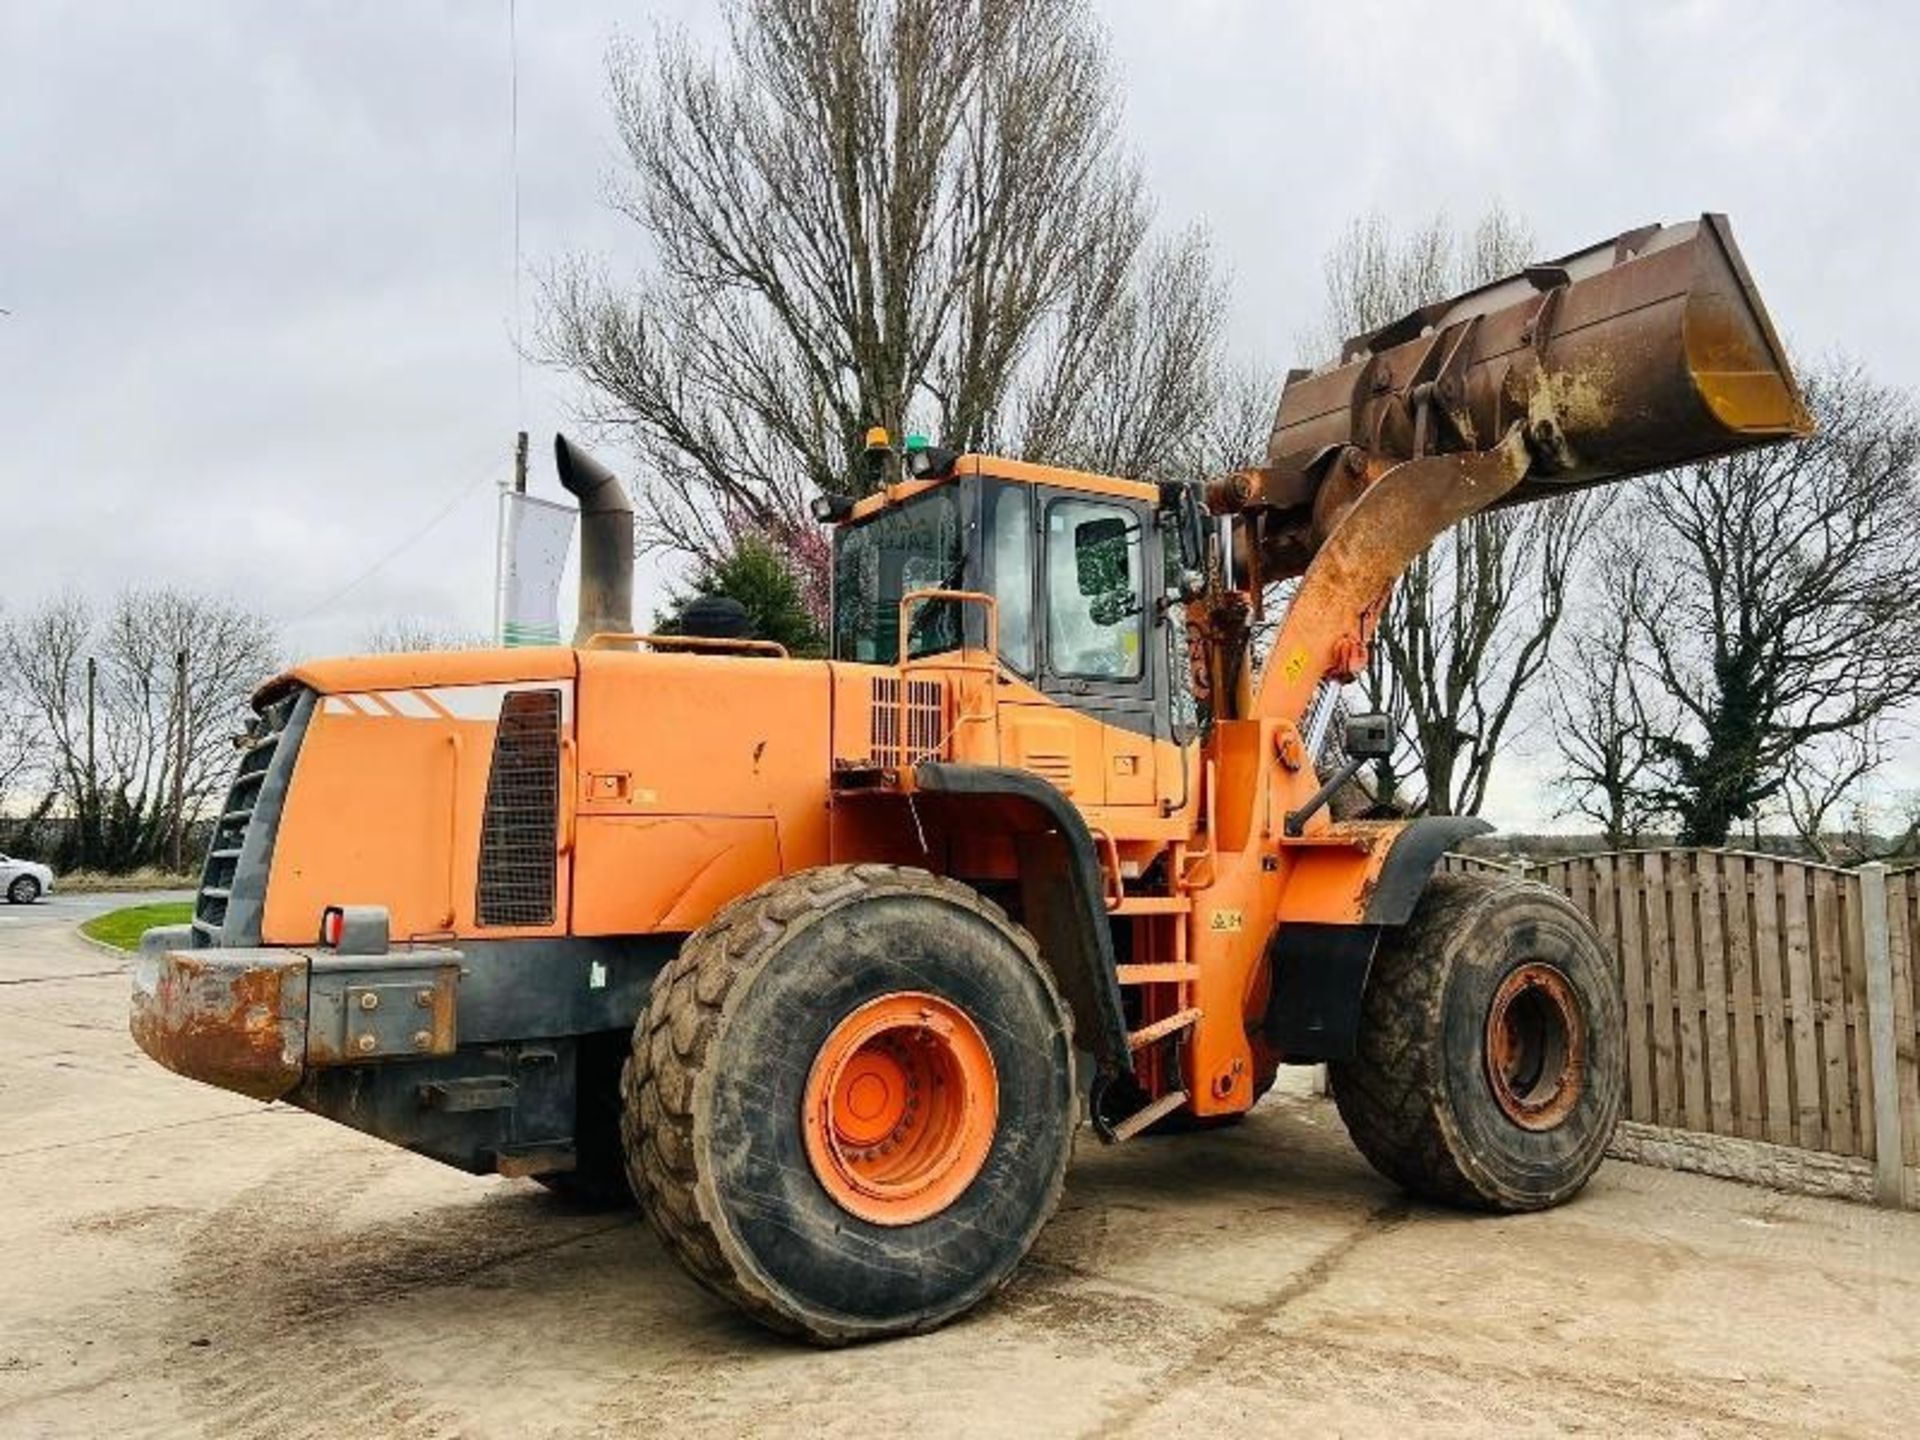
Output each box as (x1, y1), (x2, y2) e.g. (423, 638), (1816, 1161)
(810, 492), (855, 523)
(904, 433), (958, 479)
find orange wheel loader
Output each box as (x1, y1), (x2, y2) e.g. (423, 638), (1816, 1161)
(132, 215), (1809, 1342)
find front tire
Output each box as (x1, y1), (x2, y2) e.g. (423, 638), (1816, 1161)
(1331, 873), (1623, 1212)
(7, 876), (39, 905)
(623, 864), (1075, 1343)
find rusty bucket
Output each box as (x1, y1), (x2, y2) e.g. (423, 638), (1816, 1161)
(1270, 213), (1812, 508)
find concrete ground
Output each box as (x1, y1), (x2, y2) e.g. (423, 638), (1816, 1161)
(3, 894), (1917, 1438)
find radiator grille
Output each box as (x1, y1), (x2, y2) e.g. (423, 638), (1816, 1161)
(868, 675), (946, 768)
(476, 688), (561, 927)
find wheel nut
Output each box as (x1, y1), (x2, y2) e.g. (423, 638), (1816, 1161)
(357, 992), (379, 1011)
(412, 1030), (433, 1050)
(354, 1033), (378, 1054)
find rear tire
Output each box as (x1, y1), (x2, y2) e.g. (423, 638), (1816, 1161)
(7, 876), (39, 905)
(623, 864), (1076, 1343)
(1331, 873), (1623, 1212)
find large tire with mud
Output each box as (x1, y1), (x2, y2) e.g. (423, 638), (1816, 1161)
(622, 864), (1076, 1343)
(1331, 872), (1623, 1212)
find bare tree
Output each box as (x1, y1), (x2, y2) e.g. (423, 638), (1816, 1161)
(1383, 490), (1606, 815)
(1013, 227), (1230, 480)
(1308, 205), (1594, 815)
(1591, 359), (1920, 846)
(1780, 730), (1883, 863)
(5, 590), (278, 871)
(1549, 560), (1663, 846)
(543, 0), (1235, 575)
(359, 618), (488, 654)
(0, 608), (44, 815)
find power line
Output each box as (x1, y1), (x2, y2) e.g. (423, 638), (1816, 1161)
(508, 0), (525, 426)
(287, 460), (500, 625)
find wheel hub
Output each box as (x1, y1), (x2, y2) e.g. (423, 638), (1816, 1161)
(803, 992), (998, 1226)
(1485, 962), (1586, 1131)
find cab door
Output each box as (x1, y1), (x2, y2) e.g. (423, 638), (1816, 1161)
(1037, 488), (1165, 808)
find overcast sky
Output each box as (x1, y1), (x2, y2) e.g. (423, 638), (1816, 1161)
(4, 1), (1913, 829)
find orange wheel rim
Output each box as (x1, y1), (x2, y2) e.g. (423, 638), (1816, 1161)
(802, 992), (998, 1226)
(1486, 962), (1587, 1131)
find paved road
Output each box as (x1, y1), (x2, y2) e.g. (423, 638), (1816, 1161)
(0, 887), (191, 935)
(2, 895), (1917, 1437)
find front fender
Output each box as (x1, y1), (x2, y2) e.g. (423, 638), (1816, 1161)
(1264, 815), (1493, 1061)
(914, 762), (1132, 1079)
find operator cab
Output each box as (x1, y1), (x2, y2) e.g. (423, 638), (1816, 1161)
(823, 444), (1184, 744)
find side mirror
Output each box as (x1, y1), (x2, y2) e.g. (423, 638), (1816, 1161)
(1074, 516), (1130, 596)
(1156, 482), (1208, 599)
(1343, 712), (1394, 760)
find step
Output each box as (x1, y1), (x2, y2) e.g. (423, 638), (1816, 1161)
(1110, 896), (1191, 916)
(1110, 1089), (1190, 1142)
(1115, 963), (1200, 985)
(1127, 1007), (1202, 1050)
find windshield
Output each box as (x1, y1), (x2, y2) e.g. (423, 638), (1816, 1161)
(832, 485), (964, 664)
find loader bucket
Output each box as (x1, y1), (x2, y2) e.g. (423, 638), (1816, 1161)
(1270, 214), (1811, 506)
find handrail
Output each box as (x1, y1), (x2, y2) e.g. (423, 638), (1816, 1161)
(896, 588), (999, 674)
(1088, 826), (1126, 911)
(894, 589), (1001, 764)
(1178, 758), (1220, 892)
(583, 631), (790, 658)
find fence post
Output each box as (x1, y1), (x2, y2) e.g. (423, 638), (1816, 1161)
(1858, 862), (1906, 1206)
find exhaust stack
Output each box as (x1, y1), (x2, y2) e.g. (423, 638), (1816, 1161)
(553, 434), (634, 645)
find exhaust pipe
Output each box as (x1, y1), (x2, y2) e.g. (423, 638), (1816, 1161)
(553, 434), (634, 646)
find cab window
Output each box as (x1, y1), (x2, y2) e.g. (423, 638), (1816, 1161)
(1046, 497), (1143, 680)
(985, 482), (1034, 673)
(831, 485), (963, 663)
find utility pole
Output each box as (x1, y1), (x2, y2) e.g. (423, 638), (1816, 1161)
(169, 647), (188, 873)
(514, 429), (529, 495)
(85, 656), (97, 869)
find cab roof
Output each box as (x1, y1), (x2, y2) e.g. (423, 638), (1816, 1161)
(844, 452), (1160, 523)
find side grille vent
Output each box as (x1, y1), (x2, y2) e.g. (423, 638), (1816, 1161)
(476, 689), (562, 927)
(194, 689), (307, 948)
(868, 676), (946, 768)
(1025, 752), (1075, 794)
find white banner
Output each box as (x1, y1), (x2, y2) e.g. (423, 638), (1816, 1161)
(494, 492), (576, 647)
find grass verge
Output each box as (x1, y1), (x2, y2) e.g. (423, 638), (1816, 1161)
(80, 901), (196, 952)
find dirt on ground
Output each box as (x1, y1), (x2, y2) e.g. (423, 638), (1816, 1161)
(3, 893), (1917, 1437)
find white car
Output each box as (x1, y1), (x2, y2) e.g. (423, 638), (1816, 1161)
(0, 854), (54, 904)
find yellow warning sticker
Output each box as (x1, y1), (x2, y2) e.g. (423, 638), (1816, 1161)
(1208, 909), (1245, 933)
(1282, 648), (1308, 681)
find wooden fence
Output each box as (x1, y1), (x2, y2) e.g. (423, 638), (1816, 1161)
(1444, 850), (1920, 1207)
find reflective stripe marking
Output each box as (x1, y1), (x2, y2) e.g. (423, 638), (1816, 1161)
(384, 690), (439, 719)
(318, 683), (570, 723)
(425, 684), (512, 720)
